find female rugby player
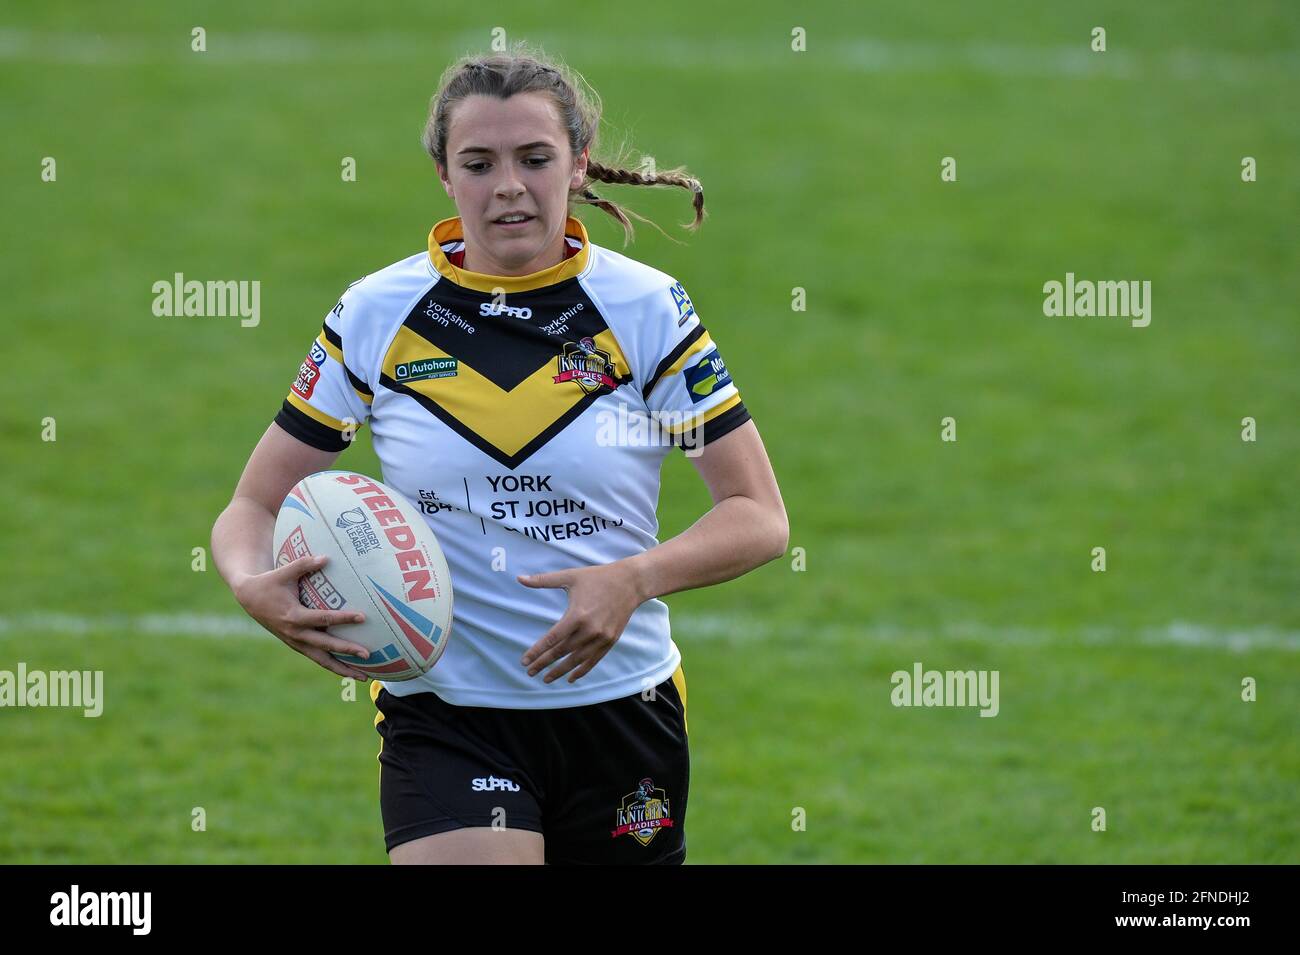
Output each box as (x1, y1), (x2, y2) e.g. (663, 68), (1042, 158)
(211, 45), (788, 865)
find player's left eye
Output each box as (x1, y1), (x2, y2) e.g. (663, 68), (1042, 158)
(465, 157), (549, 174)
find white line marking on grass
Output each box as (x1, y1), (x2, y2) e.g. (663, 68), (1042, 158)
(0, 612), (264, 639)
(0, 613), (1295, 652)
(675, 615), (1300, 652)
(0, 29), (1294, 82)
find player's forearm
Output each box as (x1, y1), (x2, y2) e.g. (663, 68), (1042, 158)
(624, 494), (788, 603)
(211, 497), (277, 594)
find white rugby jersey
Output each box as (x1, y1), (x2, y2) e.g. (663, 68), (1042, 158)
(273, 214), (750, 708)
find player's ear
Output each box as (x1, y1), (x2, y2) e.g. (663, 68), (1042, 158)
(570, 147), (589, 190)
(436, 163), (454, 199)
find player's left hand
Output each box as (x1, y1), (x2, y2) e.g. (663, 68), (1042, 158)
(517, 562), (644, 683)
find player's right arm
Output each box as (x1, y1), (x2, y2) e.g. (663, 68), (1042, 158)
(211, 422), (372, 681)
(215, 281), (378, 678)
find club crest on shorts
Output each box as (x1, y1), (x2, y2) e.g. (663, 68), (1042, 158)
(610, 777), (674, 846)
(553, 336), (617, 394)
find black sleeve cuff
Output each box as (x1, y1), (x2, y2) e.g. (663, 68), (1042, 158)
(676, 400), (751, 451)
(273, 399), (352, 452)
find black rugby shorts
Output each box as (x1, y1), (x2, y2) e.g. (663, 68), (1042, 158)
(371, 666), (689, 864)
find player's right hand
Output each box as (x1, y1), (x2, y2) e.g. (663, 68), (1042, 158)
(233, 554), (371, 681)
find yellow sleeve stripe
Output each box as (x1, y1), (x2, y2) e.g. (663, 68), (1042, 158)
(661, 330), (715, 383)
(664, 391), (742, 434)
(317, 332), (372, 405)
(317, 332), (344, 366)
(285, 390), (355, 433)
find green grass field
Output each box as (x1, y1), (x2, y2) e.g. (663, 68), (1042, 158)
(2, 2), (1297, 863)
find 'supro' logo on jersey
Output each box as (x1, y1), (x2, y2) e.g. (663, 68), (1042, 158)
(611, 777), (674, 846)
(553, 336), (618, 394)
(668, 282), (695, 327)
(471, 775), (522, 792)
(683, 348), (733, 403)
(480, 301), (533, 320)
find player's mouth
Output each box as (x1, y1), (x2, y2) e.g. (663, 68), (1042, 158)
(492, 212), (536, 230)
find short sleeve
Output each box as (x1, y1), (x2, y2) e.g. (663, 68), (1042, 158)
(272, 285), (374, 452)
(639, 279), (751, 449)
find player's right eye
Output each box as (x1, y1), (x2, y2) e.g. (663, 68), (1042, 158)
(465, 157), (548, 173)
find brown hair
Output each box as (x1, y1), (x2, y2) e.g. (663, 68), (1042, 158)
(422, 41), (705, 246)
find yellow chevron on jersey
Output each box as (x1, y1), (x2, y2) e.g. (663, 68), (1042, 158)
(381, 323), (633, 460)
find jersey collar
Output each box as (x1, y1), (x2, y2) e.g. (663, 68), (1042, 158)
(427, 214), (590, 294)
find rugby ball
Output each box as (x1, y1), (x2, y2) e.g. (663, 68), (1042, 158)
(272, 470), (453, 680)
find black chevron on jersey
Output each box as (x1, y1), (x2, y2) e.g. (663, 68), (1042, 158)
(380, 278), (634, 469)
(404, 280), (609, 391)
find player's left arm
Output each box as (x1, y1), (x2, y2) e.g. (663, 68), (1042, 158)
(518, 419), (788, 683)
(628, 418), (789, 599)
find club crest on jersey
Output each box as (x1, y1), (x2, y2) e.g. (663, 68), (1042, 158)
(610, 777), (675, 846)
(553, 336), (618, 394)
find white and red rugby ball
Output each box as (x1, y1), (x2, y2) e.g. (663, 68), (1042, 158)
(272, 470), (453, 680)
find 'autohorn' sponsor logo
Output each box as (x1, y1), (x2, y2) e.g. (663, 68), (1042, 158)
(395, 358), (459, 382)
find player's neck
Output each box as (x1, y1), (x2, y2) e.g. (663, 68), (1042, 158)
(461, 232), (566, 278)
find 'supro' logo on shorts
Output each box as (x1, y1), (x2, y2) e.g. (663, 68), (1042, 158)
(611, 777), (674, 846)
(472, 775), (521, 792)
(394, 357), (458, 383)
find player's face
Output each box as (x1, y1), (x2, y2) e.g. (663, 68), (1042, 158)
(439, 92), (589, 277)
